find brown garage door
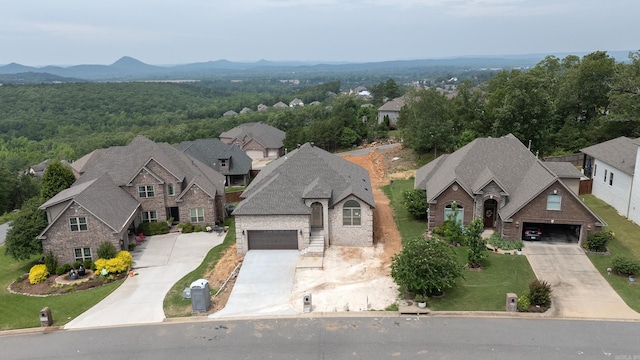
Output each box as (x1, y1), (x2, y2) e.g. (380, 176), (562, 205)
(247, 230), (298, 250)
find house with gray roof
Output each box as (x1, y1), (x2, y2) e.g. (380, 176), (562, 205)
(581, 136), (640, 224)
(219, 122), (286, 160)
(415, 134), (605, 245)
(233, 143), (375, 255)
(38, 136), (226, 265)
(176, 138), (252, 187)
(377, 97), (404, 128)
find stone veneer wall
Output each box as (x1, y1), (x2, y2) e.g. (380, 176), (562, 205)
(328, 196), (373, 246)
(235, 214), (309, 254)
(42, 206), (129, 265)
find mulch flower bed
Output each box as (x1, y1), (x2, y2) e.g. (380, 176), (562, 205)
(9, 272), (127, 297)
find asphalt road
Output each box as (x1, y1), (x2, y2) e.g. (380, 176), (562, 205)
(2, 316), (638, 359)
(0, 222), (10, 245)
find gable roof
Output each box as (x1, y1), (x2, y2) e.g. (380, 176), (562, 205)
(39, 174), (140, 235)
(219, 122), (285, 149)
(543, 162), (583, 179)
(415, 134), (560, 219)
(377, 97), (405, 112)
(75, 135), (225, 198)
(176, 138), (252, 176)
(233, 143), (374, 215)
(580, 136), (640, 176)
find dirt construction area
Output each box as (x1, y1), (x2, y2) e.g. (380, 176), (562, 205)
(206, 143), (417, 314)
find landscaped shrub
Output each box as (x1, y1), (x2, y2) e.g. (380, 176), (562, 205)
(73, 261), (82, 269)
(83, 259), (94, 271)
(137, 221), (169, 236)
(43, 251), (57, 274)
(611, 256), (640, 276)
(181, 222), (195, 233)
(28, 264), (49, 284)
(517, 294), (530, 312)
(528, 279), (552, 308)
(94, 251), (132, 275)
(488, 233), (524, 251)
(585, 230), (614, 252)
(97, 241), (118, 259)
(55, 263), (72, 276)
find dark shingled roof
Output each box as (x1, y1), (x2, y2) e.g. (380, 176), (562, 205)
(233, 143), (374, 215)
(219, 122), (285, 149)
(581, 136), (640, 176)
(176, 138), (252, 176)
(543, 162), (583, 179)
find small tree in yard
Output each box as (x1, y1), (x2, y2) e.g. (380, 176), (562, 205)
(465, 217), (487, 269)
(391, 237), (463, 296)
(402, 189), (429, 219)
(444, 202), (464, 245)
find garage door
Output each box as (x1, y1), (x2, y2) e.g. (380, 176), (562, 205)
(246, 150), (263, 159)
(248, 230), (298, 250)
(522, 222), (580, 243)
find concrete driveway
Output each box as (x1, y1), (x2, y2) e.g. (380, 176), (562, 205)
(64, 231), (226, 329)
(524, 242), (640, 320)
(210, 250), (299, 319)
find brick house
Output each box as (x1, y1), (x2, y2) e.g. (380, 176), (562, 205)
(38, 136), (226, 265)
(176, 138), (252, 187)
(233, 143), (375, 255)
(219, 122), (285, 160)
(415, 134), (605, 245)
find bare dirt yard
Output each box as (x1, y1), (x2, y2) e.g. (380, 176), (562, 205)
(206, 143), (418, 314)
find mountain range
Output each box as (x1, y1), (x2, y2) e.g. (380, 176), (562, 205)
(0, 51), (633, 82)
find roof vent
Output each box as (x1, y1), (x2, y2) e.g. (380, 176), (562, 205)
(310, 142), (314, 147)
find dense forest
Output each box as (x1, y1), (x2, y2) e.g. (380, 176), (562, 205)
(0, 50), (638, 216)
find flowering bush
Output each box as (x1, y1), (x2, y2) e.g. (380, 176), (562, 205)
(94, 251), (132, 274)
(29, 264), (49, 284)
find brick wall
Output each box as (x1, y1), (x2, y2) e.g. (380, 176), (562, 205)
(328, 196), (373, 246)
(429, 183), (475, 229)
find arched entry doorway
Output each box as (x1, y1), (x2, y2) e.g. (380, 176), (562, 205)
(483, 199), (497, 228)
(311, 202), (323, 229)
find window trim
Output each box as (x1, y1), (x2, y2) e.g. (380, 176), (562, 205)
(547, 194), (562, 211)
(190, 208), (205, 223)
(609, 172), (614, 186)
(167, 183), (175, 196)
(604, 169), (607, 183)
(74, 247), (92, 262)
(69, 217), (88, 232)
(142, 211), (158, 223)
(444, 203), (464, 224)
(138, 185), (155, 198)
(342, 200), (362, 226)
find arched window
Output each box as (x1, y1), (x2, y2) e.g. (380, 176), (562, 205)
(444, 203), (464, 224)
(343, 200), (361, 226)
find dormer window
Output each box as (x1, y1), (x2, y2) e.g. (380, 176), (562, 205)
(220, 159), (227, 167)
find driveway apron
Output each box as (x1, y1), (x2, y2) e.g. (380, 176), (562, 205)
(524, 242), (640, 320)
(210, 250), (299, 319)
(64, 232), (226, 329)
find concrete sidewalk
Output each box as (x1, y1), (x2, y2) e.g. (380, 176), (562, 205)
(524, 242), (640, 320)
(210, 250), (299, 319)
(64, 231), (226, 329)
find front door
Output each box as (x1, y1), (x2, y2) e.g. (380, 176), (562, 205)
(311, 202), (323, 229)
(483, 199), (497, 228)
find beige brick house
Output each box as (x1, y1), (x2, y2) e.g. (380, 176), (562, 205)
(415, 134), (605, 245)
(38, 136), (226, 265)
(233, 143), (375, 255)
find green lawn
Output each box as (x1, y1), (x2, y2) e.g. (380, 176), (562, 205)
(164, 217), (236, 317)
(383, 179), (536, 311)
(582, 195), (640, 312)
(0, 248), (123, 330)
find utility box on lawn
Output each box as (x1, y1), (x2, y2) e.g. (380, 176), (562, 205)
(39, 307), (53, 327)
(506, 293), (517, 312)
(190, 279), (211, 313)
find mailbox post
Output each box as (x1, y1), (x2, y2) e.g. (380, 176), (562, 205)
(39, 307), (53, 327)
(506, 293), (517, 312)
(303, 293), (312, 313)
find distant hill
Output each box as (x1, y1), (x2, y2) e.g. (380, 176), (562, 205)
(0, 51), (633, 82)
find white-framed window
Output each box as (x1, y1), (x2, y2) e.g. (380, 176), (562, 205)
(190, 208), (205, 223)
(142, 211), (158, 223)
(138, 185), (155, 198)
(547, 194), (562, 210)
(444, 203), (464, 224)
(593, 164), (597, 177)
(604, 169), (607, 183)
(74, 247), (92, 262)
(167, 183), (175, 196)
(69, 217), (87, 232)
(609, 172), (614, 186)
(343, 200), (361, 226)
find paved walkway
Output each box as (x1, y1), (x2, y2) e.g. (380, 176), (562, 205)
(210, 250), (299, 319)
(64, 232), (226, 329)
(524, 242), (640, 320)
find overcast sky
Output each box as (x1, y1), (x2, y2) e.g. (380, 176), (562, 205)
(1, 0), (638, 66)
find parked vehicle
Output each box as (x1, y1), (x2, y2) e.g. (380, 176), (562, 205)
(523, 226), (542, 241)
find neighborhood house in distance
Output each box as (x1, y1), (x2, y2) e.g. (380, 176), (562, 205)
(415, 134), (606, 245)
(37, 136), (227, 265)
(219, 122), (286, 160)
(233, 142), (375, 255)
(176, 138), (252, 187)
